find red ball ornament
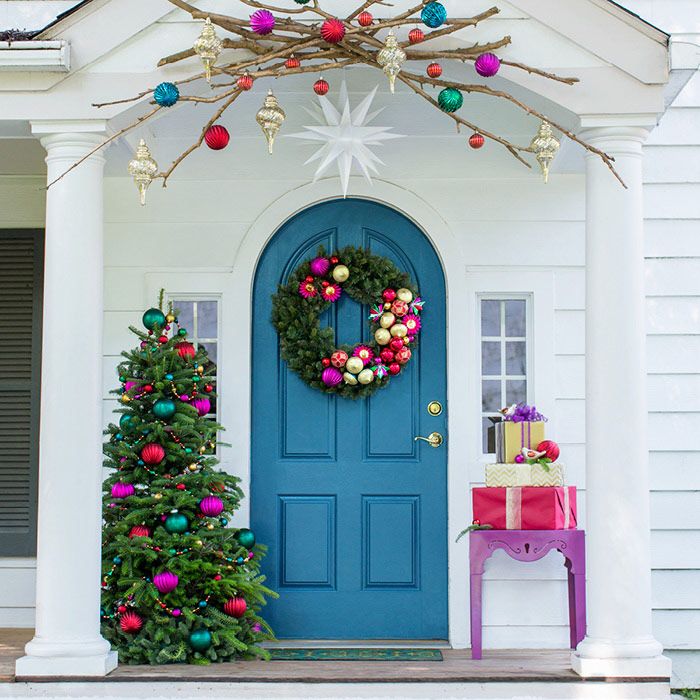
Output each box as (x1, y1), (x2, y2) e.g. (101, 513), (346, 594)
(536, 440), (560, 461)
(357, 11), (373, 26)
(204, 384), (213, 392)
(379, 348), (394, 363)
(382, 288), (397, 302)
(469, 132), (485, 149)
(214, 574), (222, 581)
(408, 27), (424, 44)
(176, 341), (196, 360)
(117, 605), (127, 614)
(141, 443), (165, 465)
(330, 256), (339, 264)
(285, 54), (300, 69)
(321, 357), (331, 368)
(204, 124), (230, 150)
(237, 73), (254, 91)
(396, 346), (412, 364)
(224, 597), (247, 618)
(128, 525), (151, 538)
(388, 362), (401, 375)
(144, 385), (153, 393)
(176, 483), (186, 490)
(427, 62), (442, 78)
(158, 335), (168, 344)
(320, 18), (346, 44)
(119, 611), (143, 634)
(313, 77), (329, 96)
(389, 337), (405, 353)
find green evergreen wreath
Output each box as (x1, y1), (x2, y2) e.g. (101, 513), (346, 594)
(271, 246), (425, 399)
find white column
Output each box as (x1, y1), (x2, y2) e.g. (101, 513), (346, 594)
(16, 123), (117, 677)
(572, 125), (670, 678)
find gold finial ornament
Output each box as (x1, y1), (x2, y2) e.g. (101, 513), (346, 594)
(256, 90), (286, 154)
(193, 17), (223, 83)
(127, 139), (158, 206)
(529, 121), (560, 184)
(377, 31), (406, 94)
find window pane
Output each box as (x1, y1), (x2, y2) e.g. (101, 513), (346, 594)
(174, 301), (194, 333)
(483, 416), (495, 454)
(482, 380), (501, 412)
(198, 301), (218, 338)
(201, 341), (217, 367)
(481, 341), (501, 375)
(506, 341), (526, 375)
(481, 299), (500, 336)
(506, 379), (527, 405)
(505, 300), (526, 337)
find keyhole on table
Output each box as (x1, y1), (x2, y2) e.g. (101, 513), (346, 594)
(524, 543), (530, 553)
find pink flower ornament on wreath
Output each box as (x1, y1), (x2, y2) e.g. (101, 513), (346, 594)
(353, 345), (374, 366)
(322, 283), (342, 302)
(299, 280), (317, 298)
(403, 314), (421, 334)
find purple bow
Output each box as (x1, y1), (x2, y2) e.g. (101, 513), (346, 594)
(504, 402), (547, 423)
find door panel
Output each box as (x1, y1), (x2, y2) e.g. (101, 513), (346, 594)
(251, 199), (447, 639)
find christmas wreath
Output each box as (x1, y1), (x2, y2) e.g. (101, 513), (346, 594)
(271, 246), (425, 398)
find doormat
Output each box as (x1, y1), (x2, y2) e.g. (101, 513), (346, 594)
(269, 648), (443, 661)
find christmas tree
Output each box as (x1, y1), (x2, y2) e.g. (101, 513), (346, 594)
(101, 298), (275, 665)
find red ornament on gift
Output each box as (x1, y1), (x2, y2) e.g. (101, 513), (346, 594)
(224, 596), (247, 618)
(321, 18), (346, 44)
(537, 440), (560, 461)
(408, 27), (424, 44)
(469, 132), (485, 149)
(237, 72), (254, 91)
(141, 443), (165, 465)
(357, 11), (373, 26)
(382, 288), (397, 302)
(204, 125), (230, 150)
(313, 78), (329, 96)
(285, 54), (300, 69)
(176, 341), (196, 360)
(119, 611), (143, 633)
(427, 62), (442, 78)
(129, 524), (150, 538)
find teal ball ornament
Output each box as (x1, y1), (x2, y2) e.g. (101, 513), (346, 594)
(294, 0), (311, 4)
(188, 629), (212, 652)
(164, 513), (189, 534)
(154, 82), (179, 107)
(153, 398), (176, 420)
(237, 528), (256, 549)
(142, 308), (166, 331)
(119, 413), (135, 431)
(421, 1), (447, 28)
(438, 87), (463, 113)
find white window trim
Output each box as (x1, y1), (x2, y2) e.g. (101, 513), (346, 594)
(464, 268), (556, 484)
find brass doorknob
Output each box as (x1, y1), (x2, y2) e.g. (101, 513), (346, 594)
(414, 432), (444, 448)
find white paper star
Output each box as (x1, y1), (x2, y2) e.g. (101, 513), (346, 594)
(288, 82), (404, 196)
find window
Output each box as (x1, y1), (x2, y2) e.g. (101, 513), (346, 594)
(170, 298), (219, 418)
(480, 297), (530, 453)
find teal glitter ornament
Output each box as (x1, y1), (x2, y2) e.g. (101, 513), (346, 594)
(421, 1), (447, 28)
(237, 528), (256, 549)
(188, 629), (212, 651)
(178, 328), (188, 336)
(119, 413), (135, 431)
(164, 513), (189, 534)
(153, 398), (176, 420)
(142, 308), (166, 331)
(438, 87), (463, 113)
(153, 82), (179, 107)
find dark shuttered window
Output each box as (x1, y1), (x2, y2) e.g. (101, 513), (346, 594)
(0, 230), (43, 556)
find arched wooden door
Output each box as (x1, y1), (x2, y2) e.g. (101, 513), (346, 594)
(251, 199), (447, 639)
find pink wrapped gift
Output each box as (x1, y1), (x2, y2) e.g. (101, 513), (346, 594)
(472, 486), (577, 530)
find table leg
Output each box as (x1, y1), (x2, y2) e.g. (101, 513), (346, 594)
(572, 572), (586, 646)
(566, 562), (577, 649)
(470, 573), (483, 660)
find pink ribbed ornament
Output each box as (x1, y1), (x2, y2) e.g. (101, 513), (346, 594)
(153, 571), (179, 594)
(124, 381), (137, 392)
(224, 597), (247, 618)
(321, 367), (343, 387)
(199, 496), (224, 517)
(191, 397), (211, 416)
(474, 52), (500, 77)
(141, 443), (165, 465)
(250, 9), (275, 35)
(111, 482), (135, 499)
(309, 257), (330, 276)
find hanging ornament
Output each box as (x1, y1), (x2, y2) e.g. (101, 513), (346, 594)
(237, 72), (254, 91)
(191, 397), (211, 416)
(421, 1), (447, 28)
(310, 256), (330, 275)
(256, 90), (286, 155)
(237, 528), (256, 548)
(438, 87), (463, 113)
(129, 525), (150, 538)
(204, 125), (230, 150)
(331, 350), (349, 368)
(408, 27), (425, 44)
(529, 121), (560, 184)
(332, 264), (350, 282)
(250, 9), (275, 35)
(313, 77), (330, 96)
(223, 597), (247, 618)
(285, 54), (300, 69)
(188, 629), (212, 652)
(142, 307), (166, 330)
(377, 31), (406, 94)
(111, 482), (134, 499)
(127, 139), (158, 206)
(427, 62), (442, 78)
(199, 496), (224, 517)
(119, 611), (143, 633)
(153, 82), (179, 107)
(153, 398), (176, 420)
(153, 571), (179, 594)
(474, 52), (501, 78)
(294, 0), (311, 4)
(321, 18), (346, 44)
(164, 512), (189, 534)
(176, 341), (196, 360)
(357, 11), (373, 27)
(469, 132), (485, 149)
(193, 18), (223, 83)
(141, 443), (165, 465)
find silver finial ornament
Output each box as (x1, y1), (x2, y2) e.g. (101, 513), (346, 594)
(377, 31), (406, 94)
(193, 17), (223, 83)
(256, 90), (286, 154)
(530, 121), (560, 184)
(128, 139), (158, 206)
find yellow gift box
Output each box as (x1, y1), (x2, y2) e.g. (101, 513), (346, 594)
(494, 420), (546, 463)
(485, 462), (565, 487)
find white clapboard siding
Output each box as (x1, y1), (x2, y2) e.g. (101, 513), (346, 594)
(554, 310), (584, 355)
(646, 220), (700, 258)
(650, 452), (700, 491)
(652, 530), (700, 569)
(646, 258), (700, 296)
(648, 335), (700, 373)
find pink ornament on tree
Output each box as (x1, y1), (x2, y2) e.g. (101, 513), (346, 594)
(191, 397), (211, 416)
(309, 257), (330, 276)
(250, 9), (275, 34)
(119, 611), (143, 633)
(199, 496), (224, 517)
(124, 381), (137, 392)
(111, 482), (135, 499)
(153, 571), (179, 594)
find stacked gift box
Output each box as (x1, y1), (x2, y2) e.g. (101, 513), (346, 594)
(473, 404), (577, 530)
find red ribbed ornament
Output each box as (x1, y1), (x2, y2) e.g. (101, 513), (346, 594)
(119, 611), (143, 633)
(357, 11), (373, 26)
(427, 62), (442, 78)
(237, 73), (254, 91)
(320, 18), (345, 43)
(204, 125), (230, 150)
(176, 341), (196, 360)
(223, 597), (247, 618)
(285, 54), (300, 69)
(141, 443), (165, 465)
(129, 525), (151, 538)
(468, 132), (485, 149)
(408, 27), (424, 44)
(313, 78), (329, 96)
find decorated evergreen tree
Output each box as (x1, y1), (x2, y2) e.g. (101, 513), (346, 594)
(101, 298), (275, 665)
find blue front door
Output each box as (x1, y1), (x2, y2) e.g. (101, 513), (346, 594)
(251, 199), (447, 639)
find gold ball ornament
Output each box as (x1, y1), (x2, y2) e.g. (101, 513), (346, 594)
(357, 368), (375, 385)
(154, 493), (162, 500)
(390, 323), (408, 338)
(345, 356), (364, 374)
(380, 312), (396, 329)
(384, 302), (392, 310)
(188, 464), (198, 472)
(396, 288), (413, 303)
(404, 336), (411, 345)
(207, 523), (215, 530)
(343, 372), (358, 385)
(374, 328), (391, 346)
(121, 395), (131, 403)
(332, 265), (350, 283)
(196, 540), (203, 546)
(166, 313), (176, 323)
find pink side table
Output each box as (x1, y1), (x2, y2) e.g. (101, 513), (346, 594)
(469, 529), (586, 659)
